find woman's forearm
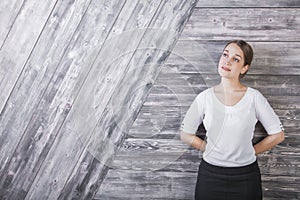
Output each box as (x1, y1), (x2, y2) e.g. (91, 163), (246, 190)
(253, 131), (285, 155)
(180, 131), (206, 152)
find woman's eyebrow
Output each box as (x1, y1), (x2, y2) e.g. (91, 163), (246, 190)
(224, 49), (242, 58)
(235, 54), (242, 59)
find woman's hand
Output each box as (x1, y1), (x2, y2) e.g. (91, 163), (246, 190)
(180, 131), (206, 152)
(253, 131), (285, 155)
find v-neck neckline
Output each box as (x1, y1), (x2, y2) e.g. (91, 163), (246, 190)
(212, 87), (249, 108)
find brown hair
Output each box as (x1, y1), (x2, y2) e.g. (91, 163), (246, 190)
(224, 40), (254, 78)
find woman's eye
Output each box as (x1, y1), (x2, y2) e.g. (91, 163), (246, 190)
(234, 58), (240, 62)
(222, 53), (228, 57)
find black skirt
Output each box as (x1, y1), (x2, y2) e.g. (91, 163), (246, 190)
(195, 159), (262, 200)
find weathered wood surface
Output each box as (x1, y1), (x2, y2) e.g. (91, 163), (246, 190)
(0, 1), (88, 180)
(25, 0), (160, 198)
(262, 175), (300, 200)
(45, 1), (197, 199)
(97, 170), (198, 199)
(196, 0), (300, 7)
(183, 8), (300, 41)
(1, 0), (127, 198)
(0, 0), (57, 115)
(2, 0), (201, 199)
(0, 0), (92, 196)
(0, 0), (24, 47)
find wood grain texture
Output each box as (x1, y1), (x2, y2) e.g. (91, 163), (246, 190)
(13, 0), (128, 199)
(0, 1), (92, 197)
(196, 0), (300, 7)
(11, 0), (199, 199)
(0, 0), (24, 47)
(97, 170), (198, 199)
(182, 8), (300, 41)
(25, 0), (161, 198)
(56, 1), (198, 199)
(0, 0), (126, 199)
(0, 0), (57, 115)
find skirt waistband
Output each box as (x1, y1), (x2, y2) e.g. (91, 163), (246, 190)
(200, 158), (259, 176)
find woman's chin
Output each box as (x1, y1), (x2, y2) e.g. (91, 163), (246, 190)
(218, 70), (230, 78)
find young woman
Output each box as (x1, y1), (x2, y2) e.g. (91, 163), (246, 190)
(180, 40), (285, 200)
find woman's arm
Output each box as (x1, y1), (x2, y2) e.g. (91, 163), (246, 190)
(180, 131), (206, 152)
(253, 131), (285, 155)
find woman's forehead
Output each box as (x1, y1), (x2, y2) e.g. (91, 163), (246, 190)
(224, 43), (244, 58)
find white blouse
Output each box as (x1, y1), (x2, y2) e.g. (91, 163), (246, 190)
(181, 87), (284, 167)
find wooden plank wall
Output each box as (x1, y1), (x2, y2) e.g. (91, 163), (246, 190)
(96, 0), (300, 199)
(0, 0), (198, 199)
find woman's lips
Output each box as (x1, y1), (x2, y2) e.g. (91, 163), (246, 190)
(221, 66), (231, 71)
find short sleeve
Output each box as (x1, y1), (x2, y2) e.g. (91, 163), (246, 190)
(180, 93), (205, 134)
(255, 90), (284, 135)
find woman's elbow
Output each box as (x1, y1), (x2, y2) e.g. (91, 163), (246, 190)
(180, 131), (193, 144)
(274, 131), (285, 144)
(180, 131), (186, 142)
(279, 131), (285, 143)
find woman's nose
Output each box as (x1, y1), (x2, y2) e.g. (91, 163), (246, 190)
(226, 59), (231, 65)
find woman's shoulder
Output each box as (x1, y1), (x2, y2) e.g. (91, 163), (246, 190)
(192, 88), (213, 103)
(247, 87), (264, 97)
(196, 87), (213, 97)
(246, 87), (269, 104)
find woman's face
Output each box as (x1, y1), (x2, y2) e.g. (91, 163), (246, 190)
(218, 43), (249, 79)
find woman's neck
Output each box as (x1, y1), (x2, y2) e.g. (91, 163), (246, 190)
(217, 78), (246, 92)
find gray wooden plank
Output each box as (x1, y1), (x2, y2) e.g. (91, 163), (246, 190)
(0, 1), (92, 192)
(196, 0), (300, 8)
(166, 41), (300, 75)
(54, 0), (198, 199)
(0, 0), (127, 199)
(0, 0), (57, 115)
(0, 0), (24, 47)
(112, 139), (194, 172)
(182, 8), (300, 41)
(262, 175), (300, 200)
(97, 170), (197, 199)
(22, 0), (167, 199)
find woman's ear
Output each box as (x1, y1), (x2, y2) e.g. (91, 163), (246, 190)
(241, 64), (249, 75)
